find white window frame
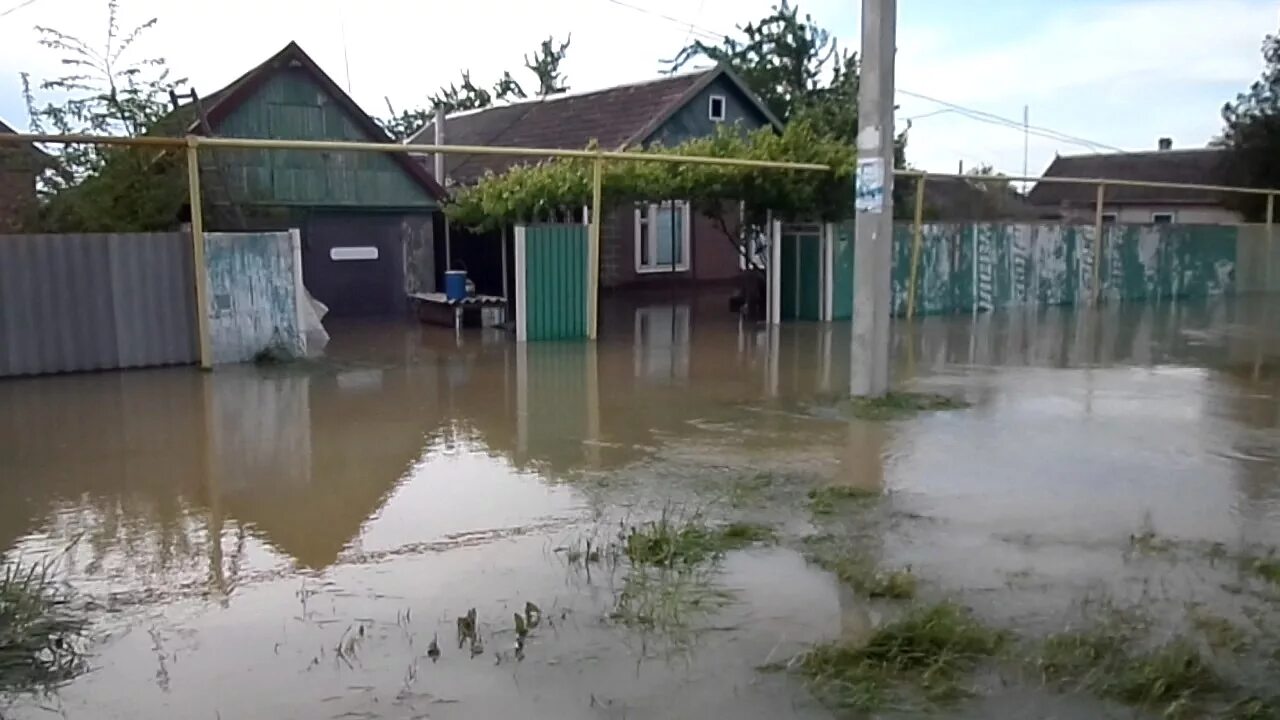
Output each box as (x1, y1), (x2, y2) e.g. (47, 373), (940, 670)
(1151, 211), (1176, 224)
(708, 94), (727, 122)
(635, 201), (691, 274)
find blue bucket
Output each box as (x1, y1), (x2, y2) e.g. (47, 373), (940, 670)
(444, 270), (468, 301)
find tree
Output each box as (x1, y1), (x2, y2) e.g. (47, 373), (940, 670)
(21, 0), (189, 231)
(524, 35), (571, 96)
(1220, 31), (1280, 221)
(665, 1), (855, 140)
(378, 35), (571, 140)
(666, 3), (912, 217)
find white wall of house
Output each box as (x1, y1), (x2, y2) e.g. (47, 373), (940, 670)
(1057, 204), (1243, 225)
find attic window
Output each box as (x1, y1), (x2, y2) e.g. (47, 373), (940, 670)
(708, 95), (726, 122)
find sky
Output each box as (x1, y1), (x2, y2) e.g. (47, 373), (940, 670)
(0, 0), (1274, 177)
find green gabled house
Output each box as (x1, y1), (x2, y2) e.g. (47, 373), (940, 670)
(167, 42), (447, 317)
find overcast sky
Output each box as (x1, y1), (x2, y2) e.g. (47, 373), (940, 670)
(0, 0), (1274, 176)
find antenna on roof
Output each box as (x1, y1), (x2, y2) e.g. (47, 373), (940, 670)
(336, 1), (353, 93)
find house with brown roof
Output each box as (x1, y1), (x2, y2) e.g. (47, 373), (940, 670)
(0, 118), (46, 232)
(1028, 140), (1240, 225)
(408, 67), (782, 290)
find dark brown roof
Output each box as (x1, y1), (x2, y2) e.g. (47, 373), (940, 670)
(408, 67), (780, 185)
(924, 176), (1038, 221)
(167, 42), (446, 201)
(1028, 148), (1228, 207)
(0, 117), (51, 160)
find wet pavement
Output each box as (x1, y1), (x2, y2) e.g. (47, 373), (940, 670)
(1, 291), (1279, 718)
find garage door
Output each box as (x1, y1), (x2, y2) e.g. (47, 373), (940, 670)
(303, 213), (405, 317)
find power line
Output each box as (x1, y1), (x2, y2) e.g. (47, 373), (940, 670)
(600, 0), (728, 44)
(600, 0), (1125, 155)
(897, 88), (1123, 152)
(0, 0), (41, 18)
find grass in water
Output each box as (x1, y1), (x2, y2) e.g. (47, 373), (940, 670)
(0, 558), (88, 696)
(1242, 550), (1280, 585)
(842, 392), (969, 421)
(609, 565), (734, 645)
(792, 602), (1007, 711)
(624, 512), (774, 567)
(808, 485), (880, 515)
(803, 536), (917, 599)
(1039, 631), (1221, 715)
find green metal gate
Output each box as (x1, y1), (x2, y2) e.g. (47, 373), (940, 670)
(830, 222), (855, 321)
(780, 225), (823, 321)
(515, 224), (587, 341)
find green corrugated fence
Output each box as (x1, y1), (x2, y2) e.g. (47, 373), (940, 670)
(516, 224), (587, 341)
(818, 221), (1262, 320)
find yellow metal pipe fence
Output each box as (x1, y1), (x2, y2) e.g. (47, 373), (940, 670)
(3, 132), (1280, 349)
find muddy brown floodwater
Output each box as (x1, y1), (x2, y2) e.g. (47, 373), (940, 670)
(2, 291), (1279, 719)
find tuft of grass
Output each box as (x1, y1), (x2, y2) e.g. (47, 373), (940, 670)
(793, 602), (1007, 711)
(803, 536), (916, 599)
(1222, 697), (1280, 720)
(1039, 631), (1221, 714)
(717, 522), (776, 548)
(623, 512), (774, 567)
(609, 565), (733, 647)
(1188, 608), (1249, 654)
(808, 485), (880, 515)
(1242, 551), (1280, 586)
(724, 473), (775, 508)
(841, 392), (969, 421)
(0, 559), (88, 695)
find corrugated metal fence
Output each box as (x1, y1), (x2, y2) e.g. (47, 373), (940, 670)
(0, 233), (198, 377)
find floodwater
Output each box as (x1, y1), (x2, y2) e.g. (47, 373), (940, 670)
(2, 291), (1279, 719)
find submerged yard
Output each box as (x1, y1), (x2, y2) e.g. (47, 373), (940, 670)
(1, 293), (1279, 719)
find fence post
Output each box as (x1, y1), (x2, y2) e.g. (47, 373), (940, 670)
(185, 137), (212, 370)
(1093, 183), (1106, 305)
(907, 174), (928, 319)
(514, 225), (527, 342)
(1267, 193), (1275, 292)
(588, 154), (603, 340)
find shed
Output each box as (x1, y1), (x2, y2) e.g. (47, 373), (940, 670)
(178, 42), (447, 317)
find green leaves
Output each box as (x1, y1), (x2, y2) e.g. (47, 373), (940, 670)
(446, 119), (856, 232)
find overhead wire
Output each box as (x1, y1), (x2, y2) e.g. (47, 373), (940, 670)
(598, 0), (1125, 155)
(0, 0), (40, 18)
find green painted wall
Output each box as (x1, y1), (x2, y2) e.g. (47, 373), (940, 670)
(525, 224), (586, 341)
(643, 76), (773, 147)
(212, 69), (436, 209)
(828, 222), (1239, 320)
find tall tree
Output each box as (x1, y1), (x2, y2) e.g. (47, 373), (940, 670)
(21, 0), (189, 231)
(665, 1), (855, 140)
(378, 35), (570, 141)
(666, 2), (912, 216)
(1220, 30), (1280, 220)
(525, 35), (571, 96)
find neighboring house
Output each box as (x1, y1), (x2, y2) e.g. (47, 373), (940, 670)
(408, 67), (782, 290)
(919, 176), (1038, 222)
(1028, 140), (1239, 225)
(170, 42), (447, 317)
(0, 119), (45, 232)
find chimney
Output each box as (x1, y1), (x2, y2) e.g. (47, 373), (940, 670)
(1158, 137), (1173, 151)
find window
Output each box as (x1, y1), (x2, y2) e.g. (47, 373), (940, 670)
(1151, 212), (1175, 225)
(635, 201), (691, 273)
(708, 95), (726, 122)
(1100, 212), (1118, 224)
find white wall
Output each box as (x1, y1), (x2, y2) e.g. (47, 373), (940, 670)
(1059, 204), (1243, 225)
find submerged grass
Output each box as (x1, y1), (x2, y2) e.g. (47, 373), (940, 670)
(1242, 550), (1280, 586)
(609, 565), (734, 644)
(841, 392), (970, 421)
(1039, 630), (1222, 715)
(623, 511), (774, 567)
(803, 535), (917, 599)
(808, 485), (880, 515)
(792, 602), (1007, 711)
(0, 558), (88, 696)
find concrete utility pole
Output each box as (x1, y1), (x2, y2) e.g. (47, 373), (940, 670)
(851, 0), (897, 397)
